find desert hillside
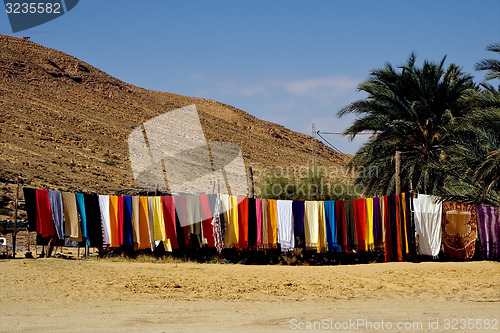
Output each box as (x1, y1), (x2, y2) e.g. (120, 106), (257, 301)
(0, 34), (349, 212)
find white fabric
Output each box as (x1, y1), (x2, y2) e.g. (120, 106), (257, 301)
(98, 195), (111, 245)
(413, 194), (442, 257)
(276, 200), (294, 252)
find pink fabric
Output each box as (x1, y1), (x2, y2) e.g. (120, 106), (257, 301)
(256, 198), (262, 245)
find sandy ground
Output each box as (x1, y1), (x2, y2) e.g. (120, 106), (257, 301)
(0, 259), (499, 333)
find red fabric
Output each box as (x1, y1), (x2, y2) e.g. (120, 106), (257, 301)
(237, 197), (249, 249)
(36, 189), (56, 238)
(335, 200), (347, 252)
(199, 195), (215, 248)
(117, 196), (124, 246)
(354, 198), (367, 251)
(161, 196), (178, 249)
(395, 194), (403, 262)
(383, 196), (392, 262)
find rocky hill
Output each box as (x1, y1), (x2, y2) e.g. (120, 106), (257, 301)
(0, 34), (350, 216)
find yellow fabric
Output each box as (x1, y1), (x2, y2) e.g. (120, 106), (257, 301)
(153, 196), (166, 242)
(230, 195), (240, 246)
(261, 199), (269, 248)
(62, 192), (82, 242)
(366, 198), (374, 251)
(268, 199), (277, 247)
(304, 201), (319, 248)
(108, 196), (119, 247)
(138, 196), (151, 250)
(317, 201), (327, 253)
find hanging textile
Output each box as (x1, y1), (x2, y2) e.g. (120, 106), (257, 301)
(36, 189), (56, 238)
(304, 201), (319, 249)
(268, 199), (278, 248)
(344, 200), (357, 251)
(365, 198), (374, 251)
(122, 196), (133, 246)
(442, 201), (477, 259)
(353, 198), (367, 251)
(260, 199), (269, 248)
(98, 195), (111, 245)
(48, 190), (64, 240)
(174, 195), (189, 248)
(137, 196), (151, 250)
(292, 200), (305, 248)
(247, 197), (257, 248)
(395, 194), (404, 261)
(335, 200), (347, 252)
(152, 196), (167, 245)
(186, 195), (202, 249)
(276, 200), (294, 252)
(131, 196), (140, 247)
(404, 192), (417, 258)
(237, 196), (249, 249)
(476, 205), (499, 260)
(324, 201), (341, 252)
(382, 196), (393, 261)
(212, 195), (224, 254)
(147, 196), (156, 251)
(372, 197), (383, 249)
(317, 201), (327, 253)
(23, 187), (37, 232)
(116, 196), (124, 247)
(62, 192), (81, 242)
(83, 193), (102, 248)
(108, 196), (119, 247)
(255, 198), (263, 247)
(161, 196), (178, 250)
(200, 194), (215, 247)
(412, 194), (442, 257)
(75, 193), (88, 241)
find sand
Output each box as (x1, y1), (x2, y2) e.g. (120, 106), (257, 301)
(0, 259), (499, 332)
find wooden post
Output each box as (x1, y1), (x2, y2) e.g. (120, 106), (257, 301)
(13, 177), (19, 258)
(395, 151), (402, 195)
(248, 165), (255, 199)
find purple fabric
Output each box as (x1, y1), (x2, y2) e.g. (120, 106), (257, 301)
(373, 197), (381, 244)
(477, 205), (500, 260)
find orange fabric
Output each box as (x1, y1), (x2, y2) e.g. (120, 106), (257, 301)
(108, 196), (119, 247)
(138, 196), (151, 249)
(268, 199), (278, 247)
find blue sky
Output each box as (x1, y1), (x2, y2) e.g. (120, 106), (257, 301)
(1, 1), (499, 154)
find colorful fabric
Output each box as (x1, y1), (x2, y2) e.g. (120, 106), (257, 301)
(116, 196), (124, 247)
(174, 195), (189, 248)
(138, 196), (151, 250)
(353, 198), (367, 252)
(186, 195), (202, 248)
(153, 196), (167, 243)
(317, 201), (327, 253)
(442, 201), (477, 259)
(276, 200), (294, 252)
(255, 198), (263, 246)
(161, 196), (178, 250)
(247, 197), (257, 248)
(324, 201), (341, 251)
(335, 200), (347, 252)
(268, 199), (278, 247)
(200, 194), (215, 247)
(212, 195), (224, 254)
(476, 205), (499, 260)
(292, 200), (305, 248)
(237, 196), (249, 249)
(147, 197), (156, 250)
(372, 197), (383, 249)
(304, 201), (319, 248)
(344, 200), (357, 251)
(365, 198), (374, 251)
(48, 190), (64, 240)
(62, 192), (81, 242)
(36, 189), (56, 238)
(122, 196), (133, 246)
(260, 199), (269, 248)
(131, 196), (140, 246)
(75, 193), (87, 240)
(413, 194), (442, 257)
(108, 196), (119, 247)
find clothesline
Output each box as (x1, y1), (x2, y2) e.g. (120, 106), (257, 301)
(22, 188), (499, 262)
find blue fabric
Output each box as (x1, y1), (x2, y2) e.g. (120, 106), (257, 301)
(48, 190), (64, 240)
(123, 196), (133, 246)
(75, 193), (88, 241)
(324, 201), (341, 251)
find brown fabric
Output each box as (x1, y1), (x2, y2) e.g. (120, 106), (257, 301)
(442, 201), (477, 259)
(62, 192), (82, 242)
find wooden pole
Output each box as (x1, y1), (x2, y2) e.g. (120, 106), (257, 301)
(395, 151), (402, 195)
(248, 165), (255, 199)
(13, 177), (19, 258)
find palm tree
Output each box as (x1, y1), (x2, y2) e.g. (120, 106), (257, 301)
(475, 43), (500, 80)
(338, 53), (475, 196)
